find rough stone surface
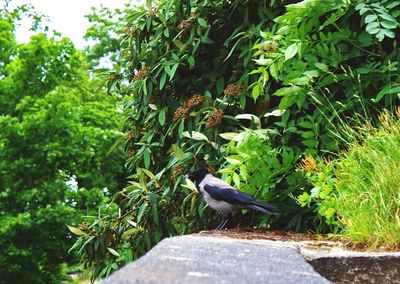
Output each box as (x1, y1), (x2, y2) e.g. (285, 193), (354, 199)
(100, 235), (330, 284)
(300, 246), (400, 284)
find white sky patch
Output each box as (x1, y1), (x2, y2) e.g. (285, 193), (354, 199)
(4, 0), (144, 49)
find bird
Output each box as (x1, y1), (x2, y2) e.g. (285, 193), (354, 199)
(184, 168), (278, 230)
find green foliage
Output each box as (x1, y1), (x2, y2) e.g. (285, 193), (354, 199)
(73, 0), (400, 279)
(252, 0), (400, 122)
(219, 129), (309, 229)
(298, 111), (400, 248)
(296, 157), (339, 231)
(83, 5), (126, 67)
(0, 7), (126, 283)
(71, 0), (293, 280)
(356, 0), (400, 41)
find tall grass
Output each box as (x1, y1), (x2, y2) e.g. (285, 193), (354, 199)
(333, 111), (400, 249)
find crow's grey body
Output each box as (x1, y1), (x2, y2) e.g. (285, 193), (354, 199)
(186, 169), (277, 216)
(198, 174), (238, 214)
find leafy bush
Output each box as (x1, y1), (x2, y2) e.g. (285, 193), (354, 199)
(298, 111), (400, 249)
(219, 129), (310, 230)
(251, 0), (400, 154)
(72, 0), (400, 279)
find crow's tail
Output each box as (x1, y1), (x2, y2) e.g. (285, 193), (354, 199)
(246, 201), (279, 215)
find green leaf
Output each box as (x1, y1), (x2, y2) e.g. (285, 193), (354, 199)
(171, 144), (185, 160)
(141, 168), (157, 181)
(152, 203), (159, 225)
(366, 22), (380, 34)
(149, 104), (158, 110)
(143, 149), (151, 168)
(251, 83), (260, 100)
(170, 64), (179, 81)
(314, 63), (328, 72)
(302, 139), (316, 147)
(219, 132), (239, 140)
(183, 131), (209, 141)
(188, 56), (195, 68)
(382, 29), (395, 38)
(173, 39), (185, 50)
(232, 173), (241, 188)
(198, 18), (208, 27)
(364, 14), (377, 24)
(122, 228), (140, 239)
(235, 114), (261, 129)
(137, 202), (149, 223)
(159, 72), (167, 90)
(264, 109), (286, 117)
(376, 85), (400, 102)
(127, 220), (137, 227)
(269, 63), (278, 80)
(183, 178), (198, 192)
(159, 108), (166, 126)
(254, 58), (273, 66)
(67, 225), (85, 236)
(273, 86), (303, 97)
(381, 20), (398, 29)
(225, 157), (241, 165)
(107, 247), (120, 257)
(284, 43), (298, 61)
(378, 12), (397, 23)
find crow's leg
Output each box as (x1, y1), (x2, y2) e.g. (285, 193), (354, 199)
(215, 217), (229, 231)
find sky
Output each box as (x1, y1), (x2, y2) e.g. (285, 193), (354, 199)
(6, 0), (144, 48)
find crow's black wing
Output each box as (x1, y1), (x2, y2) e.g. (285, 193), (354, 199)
(203, 184), (255, 204)
(203, 183), (278, 215)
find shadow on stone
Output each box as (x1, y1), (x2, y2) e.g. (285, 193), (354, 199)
(307, 255), (400, 284)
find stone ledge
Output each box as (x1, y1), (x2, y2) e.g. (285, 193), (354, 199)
(101, 235), (330, 284)
(100, 233), (400, 284)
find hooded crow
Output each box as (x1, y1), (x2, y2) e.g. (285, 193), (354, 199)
(184, 168), (278, 230)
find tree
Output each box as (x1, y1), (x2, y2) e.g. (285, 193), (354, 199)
(0, 6), (126, 284)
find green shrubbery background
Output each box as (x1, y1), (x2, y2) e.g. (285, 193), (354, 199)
(69, 0), (400, 280)
(1, 0), (400, 283)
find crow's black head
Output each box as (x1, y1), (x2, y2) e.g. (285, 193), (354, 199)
(184, 168), (209, 184)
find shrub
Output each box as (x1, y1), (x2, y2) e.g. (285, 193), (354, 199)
(298, 111), (400, 249)
(71, 0), (400, 279)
